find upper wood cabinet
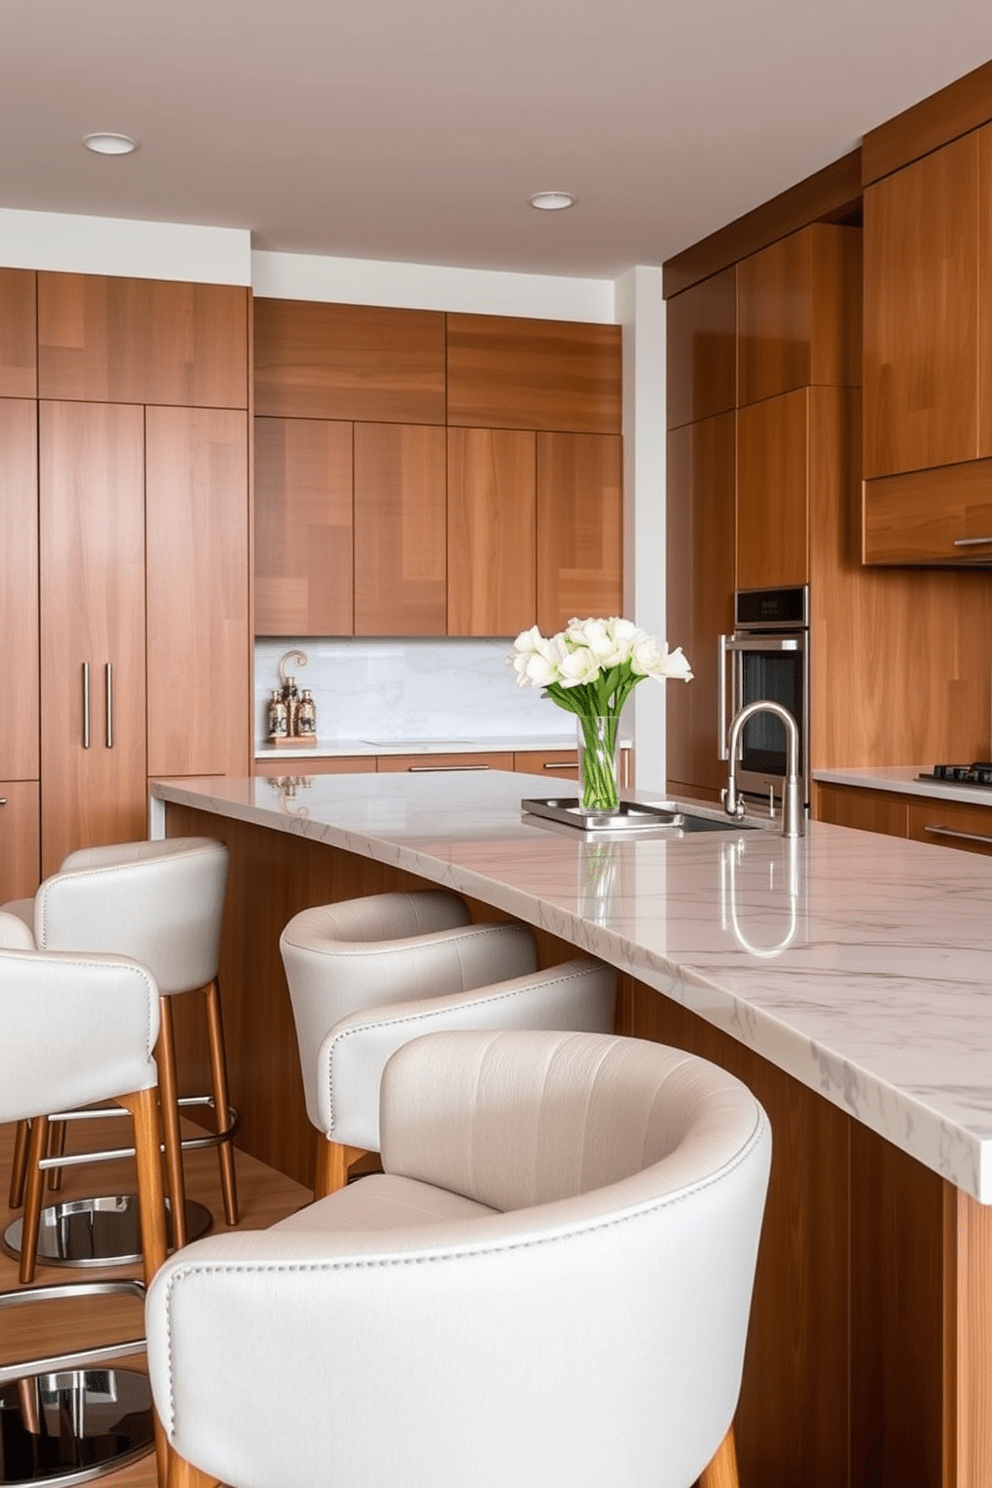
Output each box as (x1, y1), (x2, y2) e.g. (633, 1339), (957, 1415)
(0, 399), (39, 781)
(737, 225), (861, 406)
(536, 432), (623, 634)
(37, 275), (249, 408)
(254, 416), (354, 636)
(447, 427), (536, 636)
(666, 412), (736, 797)
(353, 422), (447, 635)
(737, 389), (809, 589)
(446, 314), (622, 434)
(145, 406), (250, 779)
(862, 458), (992, 565)
(0, 270), (37, 398)
(254, 300), (445, 424)
(863, 128), (984, 480)
(666, 267), (736, 430)
(0, 781), (40, 902)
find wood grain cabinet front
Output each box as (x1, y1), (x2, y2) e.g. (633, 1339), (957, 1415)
(0, 782), (40, 903)
(0, 398), (39, 783)
(666, 267), (736, 430)
(907, 797), (992, 857)
(0, 270), (37, 398)
(813, 783), (909, 837)
(353, 422), (447, 636)
(376, 752), (515, 772)
(447, 427), (536, 636)
(536, 432), (623, 634)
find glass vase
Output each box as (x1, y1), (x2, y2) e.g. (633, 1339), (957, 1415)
(576, 714), (621, 815)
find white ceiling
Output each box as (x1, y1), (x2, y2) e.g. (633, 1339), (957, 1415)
(3, 0), (992, 280)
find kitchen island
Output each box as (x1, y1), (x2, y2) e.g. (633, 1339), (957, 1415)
(151, 771), (992, 1488)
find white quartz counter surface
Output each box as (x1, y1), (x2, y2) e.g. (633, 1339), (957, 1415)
(150, 771), (992, 1203)
(814, 764), (992, 808)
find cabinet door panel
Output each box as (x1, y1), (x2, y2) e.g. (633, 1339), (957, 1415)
(447, 428), (535, 636)
(0, 781), (40, 901)
(666, 268), (736, 428)
(38, 275), (248, 408)
(146, 406), (250, 778)
(376, 752), (514, 772)
(737, 389), (809, 589)
(666, 414), (736, 796)
(813, 784), (908, 837)
(908, 798), (992, 857)
(254, 416), (354, 636)
(0, 399), (39, 780)
(536, 432), (622, 634)
(979, 124), (992, 458)
(254, 300), (445, 424)
(354, 423), (446, 635)
(863, 132), (979, 478)
(862, 460), (992, 565)
(40, 402), (146, 875)
(0, 270), (37, 397)
(447, 315), (622, 434)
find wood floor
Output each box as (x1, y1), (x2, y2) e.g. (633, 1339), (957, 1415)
(0, 1115), (310, 1487)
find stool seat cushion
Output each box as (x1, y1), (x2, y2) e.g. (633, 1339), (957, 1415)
(272, 1174), (496, 1237)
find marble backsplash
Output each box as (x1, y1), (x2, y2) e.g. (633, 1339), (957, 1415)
(254, 636), (567, 747)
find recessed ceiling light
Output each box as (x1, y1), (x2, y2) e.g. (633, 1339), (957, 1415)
(528, 191), (576, 211)
(83, 132), (139, 156)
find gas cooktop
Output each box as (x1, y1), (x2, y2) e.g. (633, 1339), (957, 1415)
(917, 762), (992, 787)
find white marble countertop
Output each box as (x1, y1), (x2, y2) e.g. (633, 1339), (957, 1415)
(150, 771), (992, 1203)
(814, 764), (992, 808)
(254, 735), (582, 761)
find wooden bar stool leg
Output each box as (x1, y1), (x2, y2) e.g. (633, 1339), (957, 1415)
(46, 1117), (67, 1191)
(168, 1455), (219, 1488)
(156, 997), (189, 1250)
(18, 1115), (49, 1285)
(314, 1139), (367, 1200)
(8, 1118), (29, 1207)
(203, 978), (239, 1226)
(699, 1424), (740, 1488)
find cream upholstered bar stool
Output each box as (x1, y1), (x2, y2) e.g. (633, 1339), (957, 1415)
(0, 915), (170, 1488)
(3, 837), (238, 1278)
(146, 1028), (772, 1488)
(278, 889), (617, 1196)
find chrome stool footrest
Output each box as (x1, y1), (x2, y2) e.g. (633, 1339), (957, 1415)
(2, 1196), (211, 1268)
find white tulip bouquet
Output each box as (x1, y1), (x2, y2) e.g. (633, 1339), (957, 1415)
(509, 617), (692, 813)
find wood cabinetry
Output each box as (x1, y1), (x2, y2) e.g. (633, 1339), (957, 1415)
(666, 268), (736, 429)
(513, 747), (633, 788)
(0, 782), (40, 903)
(375, 752), (515, 772)
(666, 413), (736, 797)
(907, 797), (992, 857)
(0, 398), (39, 783)
(813, 783), (909, 836)
(736, 389), (809, 588)
(353, 423), (447, 635)
(537, 432), (623, 633)
(447, 427), (536, 636)
(39, 401), (148, 874)
(0, 270), (37, 398)
(37, 274), (248, 409)
(446, 314), (621, 435)
(254, 416), (354, 636)
(815, 783), (992, 858)
(254, 757), (375, 776)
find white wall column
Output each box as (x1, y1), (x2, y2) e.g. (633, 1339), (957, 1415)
(615, 265), (667, 793)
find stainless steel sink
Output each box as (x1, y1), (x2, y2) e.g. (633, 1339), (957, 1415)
(521, 797), (765, 834)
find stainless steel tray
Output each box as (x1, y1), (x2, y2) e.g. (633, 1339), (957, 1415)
(521, 796), (685, 832)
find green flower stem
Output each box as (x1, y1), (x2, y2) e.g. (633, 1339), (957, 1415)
(577, 713), (620, 814)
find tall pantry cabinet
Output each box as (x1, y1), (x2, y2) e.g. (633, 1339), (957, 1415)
(0, 270), (251, 890)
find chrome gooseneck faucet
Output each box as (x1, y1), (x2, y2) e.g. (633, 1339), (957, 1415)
(723, 700), (805, 838)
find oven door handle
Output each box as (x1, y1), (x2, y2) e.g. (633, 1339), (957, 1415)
(717, 633), (729, 760)
(723, 636), (801, 652)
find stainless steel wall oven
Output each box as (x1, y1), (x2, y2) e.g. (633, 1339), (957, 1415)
(719, 586), (810, 812)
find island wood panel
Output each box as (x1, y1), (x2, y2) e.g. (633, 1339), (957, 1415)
(446, 314), (622, 435)
(0, 268), (36, 397)
(665, 413), (735, 797)
(253, 416), (354, 636)
(736, 388), (809, 589)
(536, 431), (623, 634)
(253, 299), (446, 424)
(39, 401), (147, 875)
(375, 752), (515, 773)
(0, 781), (40, 902)
(447, 426), (536, 635)
(145, 406), (251, 778)
(861, 57), (992, 184)
(947, 1186), (992, 1488)
(813, 783), (909, 837)
(665, 267), (736, 429)
(736, 224), (861, 407)
(863, 131), (980, 480)
(907, 798), (992, 858)
(37, 274), (248, 409)
(618, 976), (850, 1488)
(353, 422), (447, 636)
(0, 398), (39, 781)
(862, 460), (992, 566)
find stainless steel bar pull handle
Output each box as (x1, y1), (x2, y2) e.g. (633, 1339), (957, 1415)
(952, 535), (992, 547)
(82, 662), (91, 749)
(717, 634), (729, 760)
(0, 798), (7, 807)
(105, 663), (113, 748)
(542, 761), (578, 770)
(923, 823), (992, 848)
(407, 765), (491, 772)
